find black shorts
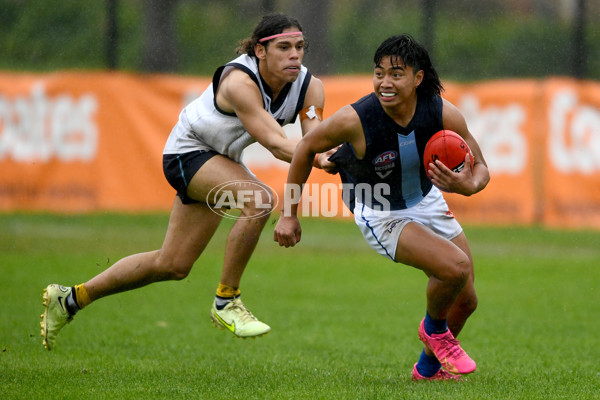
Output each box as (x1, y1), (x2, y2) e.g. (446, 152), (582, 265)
(163, 150), (220, 204)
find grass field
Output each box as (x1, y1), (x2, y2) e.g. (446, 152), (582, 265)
(1, 213), (599, 399)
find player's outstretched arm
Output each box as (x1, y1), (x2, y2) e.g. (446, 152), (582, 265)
(219, 70), (299, 162)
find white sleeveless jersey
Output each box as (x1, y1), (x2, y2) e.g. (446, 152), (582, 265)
(163, 54), (311, 162)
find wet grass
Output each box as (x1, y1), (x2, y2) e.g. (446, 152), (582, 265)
(1, 213), (599, 399)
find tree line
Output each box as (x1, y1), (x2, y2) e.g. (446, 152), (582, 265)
(0, 0), (597, 81)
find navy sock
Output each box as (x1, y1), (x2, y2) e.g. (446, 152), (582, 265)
(215, 294), (239, 310)
(65, 287), (80, 316)
(424, 310), (448, 335)
(416, 349), (442, 377)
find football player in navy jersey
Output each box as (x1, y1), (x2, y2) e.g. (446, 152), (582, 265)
(275, 34), (489, 381)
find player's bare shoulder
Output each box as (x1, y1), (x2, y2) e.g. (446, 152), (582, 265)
(311, 104), (364, 156)
(332, 104), (361, 131)
(303, 75), (325, 108)
(307, 75), (324, 94)
(216, 69), (261, 113)
(441, 98), (469, 135)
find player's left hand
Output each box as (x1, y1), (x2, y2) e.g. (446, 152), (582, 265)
(428, 153), (476, 195)
(274, 215), (302, 247)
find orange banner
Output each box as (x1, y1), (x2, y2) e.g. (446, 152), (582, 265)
(440, 80), (543, 226)
(541, 78), (600, 228)
(0, 72), (209, 212)
(0, 71), (599, 229)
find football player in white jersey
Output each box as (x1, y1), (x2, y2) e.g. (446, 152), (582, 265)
(41, 13), (333, 350)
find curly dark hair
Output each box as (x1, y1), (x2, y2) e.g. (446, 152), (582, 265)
(237, 13), (305, 56)
(373, 34), (444, 97)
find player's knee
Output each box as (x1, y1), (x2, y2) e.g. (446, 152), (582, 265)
(155, 253), (194, 280)
(166, 264), (192, 280)
(441, 254), (471, 288)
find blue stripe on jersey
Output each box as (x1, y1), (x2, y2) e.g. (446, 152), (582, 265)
(360, 203), (395, 261)
(397, 131), (423, 208)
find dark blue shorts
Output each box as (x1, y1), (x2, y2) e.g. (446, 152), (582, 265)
(163, 150), (220, 204)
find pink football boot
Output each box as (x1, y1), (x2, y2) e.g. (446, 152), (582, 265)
(411, 363), (463, 381)
(418, 319), (477, 374)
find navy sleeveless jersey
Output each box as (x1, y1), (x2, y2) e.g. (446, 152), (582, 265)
(329, 92), (444, 212)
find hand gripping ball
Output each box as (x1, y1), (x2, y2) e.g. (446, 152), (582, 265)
(423, 130), (474, 177)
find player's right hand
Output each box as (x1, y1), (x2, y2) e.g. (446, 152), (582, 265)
(274, 215), (302, 247)
(319, 147), (340, 174)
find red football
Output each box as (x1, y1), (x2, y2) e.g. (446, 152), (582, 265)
(423, 130), (474, 177)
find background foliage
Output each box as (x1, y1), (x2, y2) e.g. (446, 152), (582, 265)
(0, 0), (598, 81)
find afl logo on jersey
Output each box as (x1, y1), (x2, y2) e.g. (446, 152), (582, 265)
(373, 150), (398, 166)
